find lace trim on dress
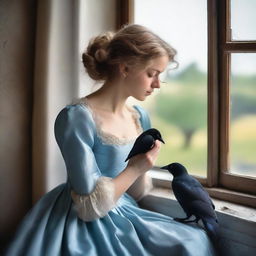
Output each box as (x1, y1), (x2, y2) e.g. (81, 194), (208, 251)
(71, 176), (116, 222)
(72, 97), (143, 146)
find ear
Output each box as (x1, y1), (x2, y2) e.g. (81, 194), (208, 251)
(119, 63), (129, 78)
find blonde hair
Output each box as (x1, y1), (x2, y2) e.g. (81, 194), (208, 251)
(82, 24), (177, 82)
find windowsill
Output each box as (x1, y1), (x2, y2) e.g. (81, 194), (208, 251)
(139, 184), (256, 255)
(149, 169), (256, 209)
(146, 186), (256, 223)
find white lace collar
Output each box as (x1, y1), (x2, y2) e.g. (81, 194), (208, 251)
(72, 97), (143, 146)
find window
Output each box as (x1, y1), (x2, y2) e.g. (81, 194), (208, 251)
(218, 0), (256, 196)
(134, 0), (208, 178)
(117, 0), (256, 207)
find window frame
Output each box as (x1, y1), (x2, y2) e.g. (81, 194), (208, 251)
(116, 0), (256, 208)
(218, 0), (256, 196)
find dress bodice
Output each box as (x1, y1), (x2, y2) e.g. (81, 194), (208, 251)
(78, 98), (144, 178)
(54, 99), (151, 195)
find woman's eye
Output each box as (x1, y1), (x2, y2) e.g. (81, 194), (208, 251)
(148, 73), (156, 78)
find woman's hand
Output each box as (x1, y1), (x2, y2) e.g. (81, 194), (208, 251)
(127, 140), (162, 175)
(113, 140), (161, 201)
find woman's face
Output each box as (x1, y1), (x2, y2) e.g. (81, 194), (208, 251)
(123, 55), (169, 101)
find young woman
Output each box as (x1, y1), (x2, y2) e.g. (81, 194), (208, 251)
(6, 24), (215, 256)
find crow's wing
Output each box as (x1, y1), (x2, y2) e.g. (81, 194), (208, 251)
(184, 176), (214, 208)
(189, 200), (219, 241)
(172, 177), (215, 216)
(188, 199), (217, 220)
(125, 134), (154, 161)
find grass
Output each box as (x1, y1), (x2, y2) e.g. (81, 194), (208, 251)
(151, 115), (256, 177)
(230, 115), (256, 176)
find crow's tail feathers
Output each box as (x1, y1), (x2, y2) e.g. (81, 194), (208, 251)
(203, 218), (220, 241)
(203, 218), (222, 255)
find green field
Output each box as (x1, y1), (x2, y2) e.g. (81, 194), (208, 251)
(150, 114), (256, 177)
(132, 75), (256, 178)
(151, 116), (207, 176)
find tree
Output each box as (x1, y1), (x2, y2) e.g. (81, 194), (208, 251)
(231, 74), (256, 121)
(155, 90), (207, 149)
(231, 93), (256, 121)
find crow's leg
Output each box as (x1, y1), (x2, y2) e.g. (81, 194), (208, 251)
(174, 215), (200, 223)
(174, 215), (192, 223)
(182, 216), (200, 223)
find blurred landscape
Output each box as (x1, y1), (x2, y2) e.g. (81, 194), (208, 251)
(134, 0), (256, 178)
(134, 63), (256, 177)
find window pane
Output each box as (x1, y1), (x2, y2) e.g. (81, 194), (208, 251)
(230, 53), (256, 177)
(133, 0), (208, 176)
(231, 0), (256, 41)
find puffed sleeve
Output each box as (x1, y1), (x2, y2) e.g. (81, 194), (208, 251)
(54, 104), (116, 221)
(126, 105), (153, 201)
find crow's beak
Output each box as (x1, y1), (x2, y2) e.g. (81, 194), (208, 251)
(159, 138), (165, 144)
(160, 165), (169, 170)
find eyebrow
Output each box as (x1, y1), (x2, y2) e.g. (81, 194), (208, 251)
(150, 68), (161, 74)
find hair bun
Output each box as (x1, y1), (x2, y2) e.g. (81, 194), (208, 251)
(95, 48), (108, 63)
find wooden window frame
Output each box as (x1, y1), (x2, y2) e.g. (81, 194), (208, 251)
(218, 0), (256, 195)
(116, 0), (134, 29)
(116, 0), (256, 208)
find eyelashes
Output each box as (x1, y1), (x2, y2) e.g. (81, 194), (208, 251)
(147, 72), (167, 84)
(147, 72), (158, 78)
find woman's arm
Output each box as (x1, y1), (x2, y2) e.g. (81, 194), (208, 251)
(70, 141), (161, 222)
(55, 105), (161, 221)
(113, 140), (161, 201)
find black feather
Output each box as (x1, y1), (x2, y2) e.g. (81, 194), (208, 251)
(161, 163), (220, 245)
(125, 128), (164, 162)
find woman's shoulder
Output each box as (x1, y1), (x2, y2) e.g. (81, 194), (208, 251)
(58, 97), (91, 117)
(55, 97), (94, 129)
(54, 98), (96, 145)
(132, 105), (151, 130)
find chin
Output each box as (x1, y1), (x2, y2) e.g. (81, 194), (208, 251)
(134, 95), (146, 101)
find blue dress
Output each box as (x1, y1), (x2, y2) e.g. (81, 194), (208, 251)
(5, 100), (215, 256)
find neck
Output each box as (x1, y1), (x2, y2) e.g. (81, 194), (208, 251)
(86, 80), (129, 115)
(179, 170), (188, 176)
(172, 169), (188, 177)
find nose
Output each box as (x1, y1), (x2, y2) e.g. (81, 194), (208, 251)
(152, 77), (161, 88)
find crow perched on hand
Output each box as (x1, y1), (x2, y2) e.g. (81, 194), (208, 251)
(125, 128), (165, 162)
(161, 162), (220, 243)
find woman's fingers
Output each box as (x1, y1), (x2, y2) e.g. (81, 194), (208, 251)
(151, 140), (161, 155)
(128, 140), (162, 174)
(147, 140), (162, 161)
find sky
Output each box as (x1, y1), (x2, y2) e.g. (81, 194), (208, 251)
(134, 0), (256, 75)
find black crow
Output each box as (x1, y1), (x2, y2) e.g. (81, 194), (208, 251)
(125, 128), (165, 162)
(161, 162), (220, 243)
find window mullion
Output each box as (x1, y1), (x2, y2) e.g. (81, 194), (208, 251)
(219, 52), (231, 174)
(207, 0), (219, 187)
(218, 0), (231, 181)
(224, 42), (256, 52)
